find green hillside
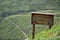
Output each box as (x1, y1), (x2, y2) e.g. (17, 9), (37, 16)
(0, 0), (60, 40)
(0, 12), (60, 40)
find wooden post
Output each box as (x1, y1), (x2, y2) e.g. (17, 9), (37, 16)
(32, 24), (35, 39)
(49, 25), (52, 29)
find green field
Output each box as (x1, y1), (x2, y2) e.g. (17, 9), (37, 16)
(0, 12), (60, 40)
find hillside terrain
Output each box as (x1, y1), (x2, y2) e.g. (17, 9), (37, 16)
(0, 12), (60, 40)
(0, 0), (60, 40)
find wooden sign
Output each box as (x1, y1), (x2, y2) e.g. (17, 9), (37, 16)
(32, 12), (54, 26)
(31, 12), (54, 39)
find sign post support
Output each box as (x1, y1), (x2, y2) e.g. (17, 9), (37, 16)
(32, 24), (35, 39)
(49, 25), (52, 29)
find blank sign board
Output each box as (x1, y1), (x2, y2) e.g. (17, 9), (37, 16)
(31, 12), (54, 26)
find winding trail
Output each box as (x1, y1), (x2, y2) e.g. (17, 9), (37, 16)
(5, 18), (29, 40)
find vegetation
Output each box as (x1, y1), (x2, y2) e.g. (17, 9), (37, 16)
(0, 0), (60, 40)
(0, 13), (60, 40)
(0, 0), (60, 17)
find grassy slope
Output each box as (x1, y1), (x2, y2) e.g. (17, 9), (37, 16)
(31, 24), (60, 40)
(0, 14), (32, 40)
(0, 13), (49, 40)
(0, 11), (60, 40)
(0, 18), (26, 40)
